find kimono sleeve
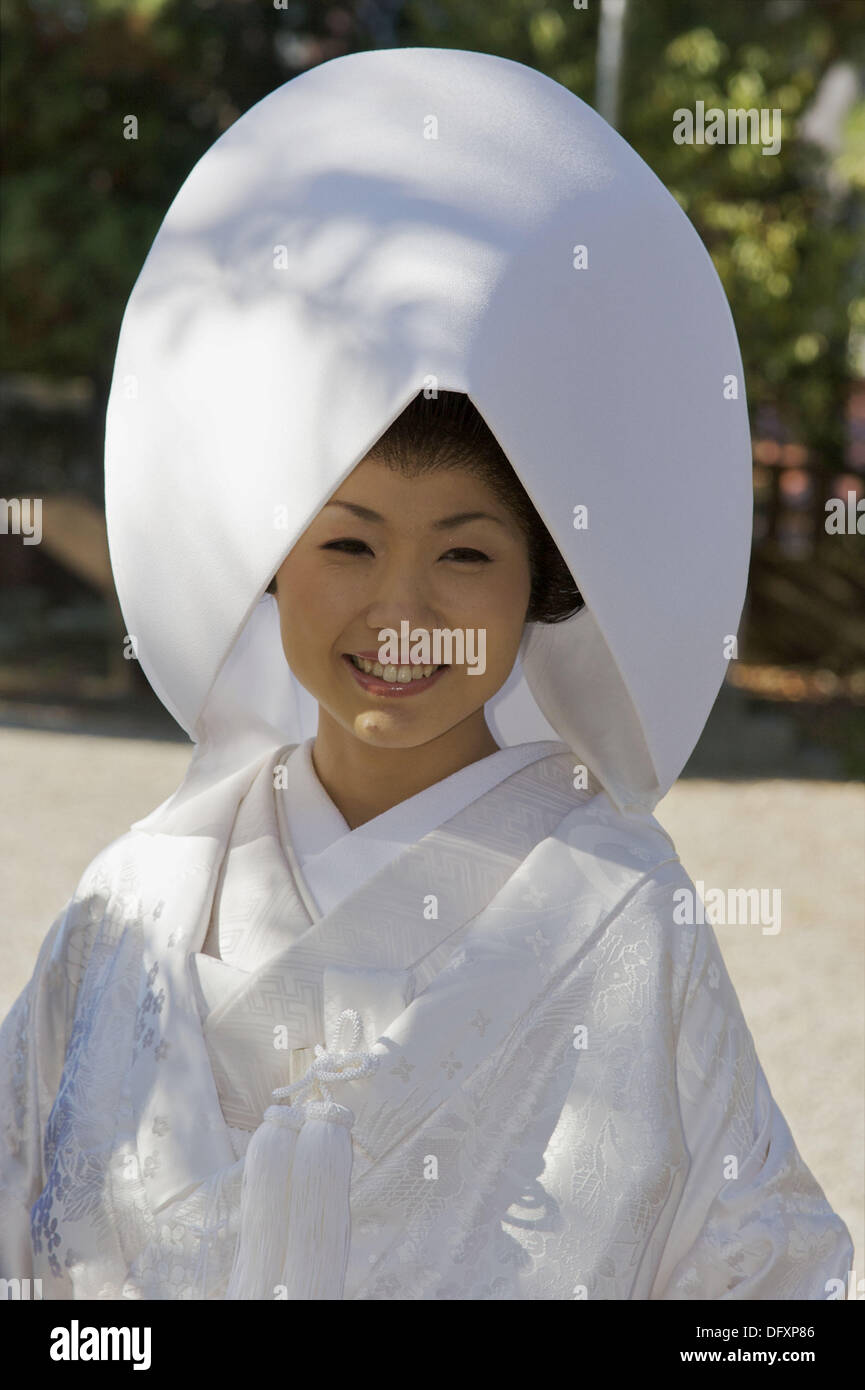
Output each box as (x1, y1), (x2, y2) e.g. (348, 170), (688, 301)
(0, 892), (99, 1280)
(652, 912), (854, 1300)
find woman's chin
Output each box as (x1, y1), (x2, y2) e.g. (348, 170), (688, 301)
(350, 709), (448, 746)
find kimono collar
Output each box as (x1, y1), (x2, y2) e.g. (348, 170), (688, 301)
(128, 744), (605, 1213)
(105, 46), (751, 818)
(280, 736), (567, 917)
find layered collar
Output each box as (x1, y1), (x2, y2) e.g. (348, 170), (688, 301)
(126, 742), (676, 1213)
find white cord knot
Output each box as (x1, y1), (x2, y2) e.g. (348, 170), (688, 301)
(271, 1008), (379, 1108)
(228, 1008), (377, 1300)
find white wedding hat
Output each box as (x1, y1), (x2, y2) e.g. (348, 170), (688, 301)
(105, 46), (752, 817)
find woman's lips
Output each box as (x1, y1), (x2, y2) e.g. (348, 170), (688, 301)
(341, 652), (450, 697)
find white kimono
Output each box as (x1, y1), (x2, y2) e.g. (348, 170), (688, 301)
(0, 740), (852, 1299)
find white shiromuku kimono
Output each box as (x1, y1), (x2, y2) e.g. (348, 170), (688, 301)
(0, 738), (853, 1299)
(0, 46), (854, 1299)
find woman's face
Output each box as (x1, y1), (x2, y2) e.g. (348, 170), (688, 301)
(273, 455), (532, 751)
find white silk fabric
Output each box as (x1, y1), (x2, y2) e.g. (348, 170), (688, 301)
(274, 736), (567, 919)
(0, 748), (852, 1298)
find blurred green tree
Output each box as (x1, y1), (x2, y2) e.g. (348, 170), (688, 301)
(1, 0), (376, 385)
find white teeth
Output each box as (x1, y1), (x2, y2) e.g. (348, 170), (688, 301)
(350, 655), (439, 682)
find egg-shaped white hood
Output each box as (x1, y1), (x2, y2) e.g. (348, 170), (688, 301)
(105, 46), (752, 817)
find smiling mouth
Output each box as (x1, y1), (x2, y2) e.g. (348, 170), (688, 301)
(345, 652), (448, 683)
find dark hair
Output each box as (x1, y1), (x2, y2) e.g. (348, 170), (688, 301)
(267, 390), (584, 624)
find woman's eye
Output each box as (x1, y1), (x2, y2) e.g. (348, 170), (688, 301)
(321, 539), (373, 555)
(320, 540), (490, 562)
(444, 548), (491, 563)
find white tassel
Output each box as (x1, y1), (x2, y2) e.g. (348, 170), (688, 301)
(279, 1099), (355, 1300)
(227, 1009), (378, 1302)
(276, 1010), (378, 1300)
(226, 1103), (303, 1300)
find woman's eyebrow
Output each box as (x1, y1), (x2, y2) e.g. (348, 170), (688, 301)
(324, 500), (508, 529)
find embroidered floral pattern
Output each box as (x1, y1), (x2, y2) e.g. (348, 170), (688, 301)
(0, 786), (852, 1301)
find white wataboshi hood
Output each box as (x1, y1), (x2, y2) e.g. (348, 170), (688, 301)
(104, 46), (752, 818)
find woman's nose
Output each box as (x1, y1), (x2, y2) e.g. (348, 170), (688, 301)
(362, 563), (441, 634)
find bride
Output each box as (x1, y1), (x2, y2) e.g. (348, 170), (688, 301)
(0, 45), (852, 1300)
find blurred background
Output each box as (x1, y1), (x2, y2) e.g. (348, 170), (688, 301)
(1, 0), (863, 1290)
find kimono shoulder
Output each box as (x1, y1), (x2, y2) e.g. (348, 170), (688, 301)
(551, 786), (679, 878)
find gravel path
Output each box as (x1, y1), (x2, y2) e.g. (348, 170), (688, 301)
(1, 726), (861, 1289)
